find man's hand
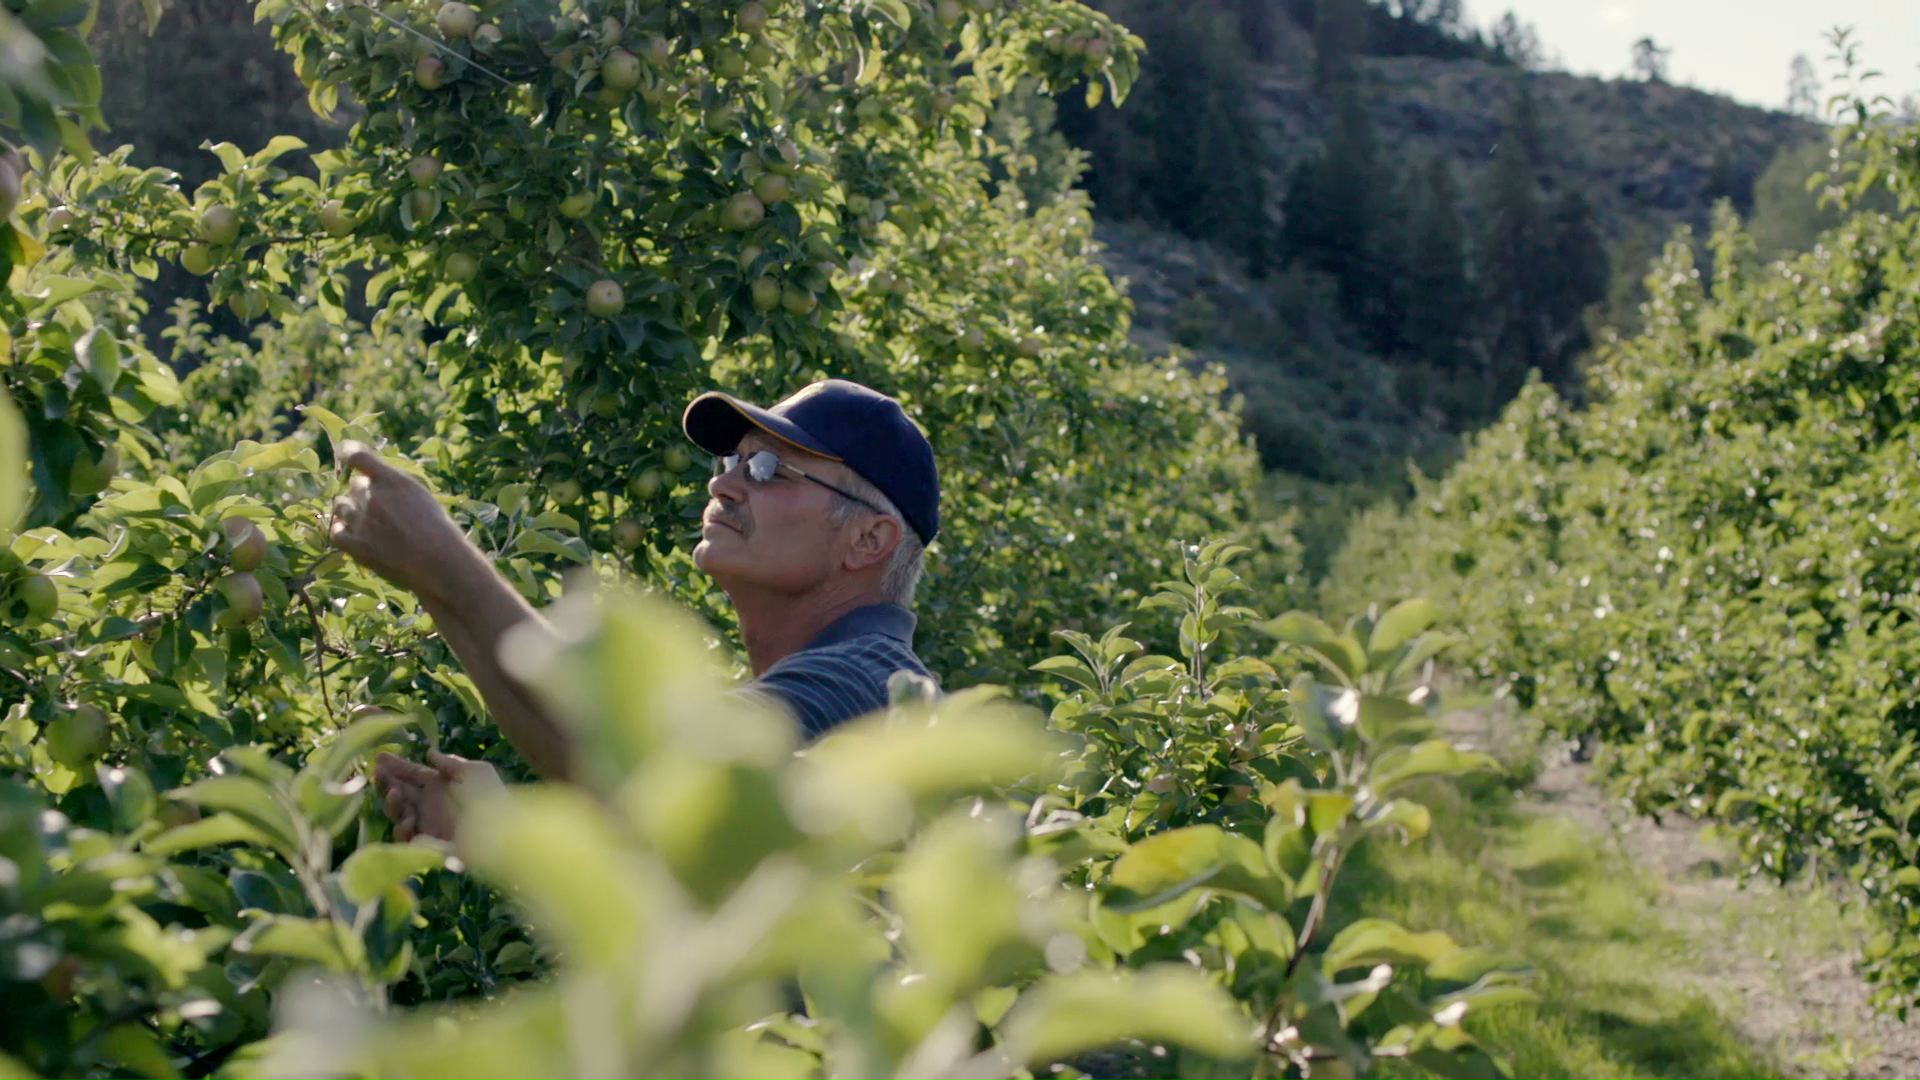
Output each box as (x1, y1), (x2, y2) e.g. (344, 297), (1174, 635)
(373, 750), (505, 844)
(327, 442), (473, 605)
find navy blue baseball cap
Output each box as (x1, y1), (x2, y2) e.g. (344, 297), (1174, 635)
(681, 379), (940, 544)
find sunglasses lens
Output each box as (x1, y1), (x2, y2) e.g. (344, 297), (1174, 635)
(747, 450), (779, 482)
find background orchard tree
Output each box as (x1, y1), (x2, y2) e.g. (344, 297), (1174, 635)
(48, 0), (1273, 686)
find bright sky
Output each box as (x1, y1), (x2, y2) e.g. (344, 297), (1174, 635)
(1473, 0), (1920, 114)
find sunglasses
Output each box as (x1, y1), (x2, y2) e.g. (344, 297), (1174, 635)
(713, 449), (886, 516)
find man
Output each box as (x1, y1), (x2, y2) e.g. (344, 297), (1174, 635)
(331, 378), (940, 841)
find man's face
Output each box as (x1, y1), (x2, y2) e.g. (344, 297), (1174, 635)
(692, 431), (860, 595)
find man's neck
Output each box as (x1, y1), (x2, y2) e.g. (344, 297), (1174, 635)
(732, 584), (890, 676)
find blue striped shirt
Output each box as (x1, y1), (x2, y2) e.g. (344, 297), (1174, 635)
(737, 603), (935, 738)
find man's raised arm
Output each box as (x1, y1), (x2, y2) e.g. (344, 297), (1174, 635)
(327, 445), (575, 781)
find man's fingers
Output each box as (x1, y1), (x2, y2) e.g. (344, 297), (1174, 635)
(425, 750), (471, 777)
(394, 808), (416, 842)
(375, 751), (437, 790)
(343, 442), (400, 485)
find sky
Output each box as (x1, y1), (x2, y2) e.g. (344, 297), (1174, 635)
(1475, 0), (1920, 114)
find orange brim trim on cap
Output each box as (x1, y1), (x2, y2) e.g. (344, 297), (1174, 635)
(680, 392), (846, 463)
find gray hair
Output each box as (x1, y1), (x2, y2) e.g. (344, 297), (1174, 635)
(826, 471), (925, 607)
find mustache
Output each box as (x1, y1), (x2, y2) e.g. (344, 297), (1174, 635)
(703, 506), (749, 535)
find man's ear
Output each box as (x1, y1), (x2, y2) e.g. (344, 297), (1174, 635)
(844, 513), (901, 572)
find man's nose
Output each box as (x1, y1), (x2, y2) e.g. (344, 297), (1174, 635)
(707, 461), (746, 502)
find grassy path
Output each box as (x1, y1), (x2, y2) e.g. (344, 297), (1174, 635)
(1338, 708), (1918, 1079)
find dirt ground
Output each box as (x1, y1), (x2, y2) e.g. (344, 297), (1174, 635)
(1500, 725), (1920, 1078)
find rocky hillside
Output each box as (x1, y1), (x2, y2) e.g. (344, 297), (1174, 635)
(1090, 44), (1823, 490)
(1263, 56), (1821, 241)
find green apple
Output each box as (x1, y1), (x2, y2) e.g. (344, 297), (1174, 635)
(751, 173), (790, 205)
(664, 445), (691, 473)
(747, 41), (777, 69)
(720, 192), (765, 231)
(9, 573), (57, 624)
(45, 704), (110, 770)
(0, 157), (20, 220)
(600, 16), (623, 44)
(45, 206), (75, 233)
(603, 48), (642, 90)
(84, 330), (121, 391)
(935, 0), (962, 25)
(415, 55), (449, 89)
(215, 571), (265, 627)
(319, 199), (354, 237)
(222, 517), (269, 571)
(704, 104), (738, 135)
(444, 251), (480, 282)
(1018, 336), (1043, 358)
(612, 518), (645, 551)
(780, 284), (817, 316)
(627, 468), (663, 498)
(559, 190), (595, 219)
(473, 23), (503, 50)
(749, 277), (781, 311)
(585, 279), (624, 317)
(931, 89), (955, 114)
(643, 36), (671, 66)
(738, 1), (769, 34)
(591, 391), (621, 419)
(406, 188), (441, 223)
(228, 290), (268, 321)
(180, 244), (214, 275)
(435, 1), (477, 38)
(550, 478), (583, 505)
(712, 49), (747, 80)
(198, 204), (240, 246)
(69, 445), (119, 496)
(408, 155), (443, 186)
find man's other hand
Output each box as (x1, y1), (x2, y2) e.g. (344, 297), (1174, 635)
(327, 442), (471, 604)
(373, 750), (505, 844)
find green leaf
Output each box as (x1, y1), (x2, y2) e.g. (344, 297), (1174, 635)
(233, 915), (353, 971)
(997, 967), (1252, 1066)
(890, 811), (1034, 994)
(99, 1022), (176, 1079)
(249, 134), (308, 168)
(1257, 611), (1365, 682)
(143, 812), (279, 856)
(0, 391), (23, 532)
(458, 786), (659, 971)
(339, 843), (448, 904)
(1306, 791), (1354, 836)
(793, 689), (1063, 828)
(306, 712), (414, 786)
(1030, 654), (1101, 693)
(1106, 825), (1290, 913)
(1288, 675), (1343, 752)
(169, 776), (301, 857)
(1321, 917), (1463, 974)
(1371, 740), (1500, 796)
(1367, 598), (1439, 659)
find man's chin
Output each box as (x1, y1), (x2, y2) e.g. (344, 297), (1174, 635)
(691, 537), (736, 574)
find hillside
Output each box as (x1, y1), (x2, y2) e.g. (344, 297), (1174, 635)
(1078, 13), (1824, 495)
(1255, 54), (1820, 242)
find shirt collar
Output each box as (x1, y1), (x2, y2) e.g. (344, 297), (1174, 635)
(804, 602), (917, 650)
